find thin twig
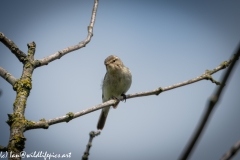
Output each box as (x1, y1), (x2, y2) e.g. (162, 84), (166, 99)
(179, 44), (240, 160)
(82, 131), (101, 160)
(25, 56), (235, 130)
(0, 66), (17, 86)
(33, 0), (99, 68)
(221, 140), (240, 160)
(0, 32), (26, 63)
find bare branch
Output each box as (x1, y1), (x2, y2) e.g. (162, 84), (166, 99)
(25, 55), (235, 130)
(0, 32), (27, 63)
(26, 100), (117, 130)
(82, 131), (101, 160)
(0, 145), (7, 152)
(221, 140), (240, 160)
(179, 44), (240, 160)
(34, 0), (99, 68)
(0, 66), (17, 86)
(128, 58), (233, 98)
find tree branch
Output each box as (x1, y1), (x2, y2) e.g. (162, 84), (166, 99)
(0, 145), (7, 152)
(0, 32), (27, 63)
(33, 0), (99, 68)
(221, 140), (240, 160)
(26, 100), (117, 130)
(82, 131), (101, 160)
(6, 41), (36, 160)
(128, 57), (234, 98)
(0, 66), (17, 86)
(25, 55), (235, 131)
(179, 44), (240, 160)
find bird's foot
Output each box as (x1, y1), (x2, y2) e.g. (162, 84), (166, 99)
(121, 93), (127, 102)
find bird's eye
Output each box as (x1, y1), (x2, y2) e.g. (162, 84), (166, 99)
(113, 59), (116, 63)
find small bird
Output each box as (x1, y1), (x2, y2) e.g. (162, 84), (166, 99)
(97, 55), (132, 130)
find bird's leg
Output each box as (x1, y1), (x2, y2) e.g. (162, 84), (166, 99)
(111, 96), (120, 101)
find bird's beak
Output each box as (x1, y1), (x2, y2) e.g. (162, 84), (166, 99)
(105, 61), (109, 66)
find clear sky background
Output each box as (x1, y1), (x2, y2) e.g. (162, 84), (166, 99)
(0, 0), (240, 160)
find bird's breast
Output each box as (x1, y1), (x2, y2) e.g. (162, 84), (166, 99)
(102, 68), (132, 102)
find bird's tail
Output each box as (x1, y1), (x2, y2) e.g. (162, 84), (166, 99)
(97, 107), (110, 130)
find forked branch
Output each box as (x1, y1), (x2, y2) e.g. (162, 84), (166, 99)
(33, 0), (99, 68)
(179, 44), (240, 160)
(82, 131), (101, 160)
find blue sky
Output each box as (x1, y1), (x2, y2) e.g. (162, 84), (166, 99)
(0, 0), (240, 160)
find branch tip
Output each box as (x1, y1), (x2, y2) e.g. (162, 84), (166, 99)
(27, 41), (36, 49)
(0, 32), (4, 38)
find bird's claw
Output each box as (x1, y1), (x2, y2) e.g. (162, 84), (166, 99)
(121, 93), (127, 102)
